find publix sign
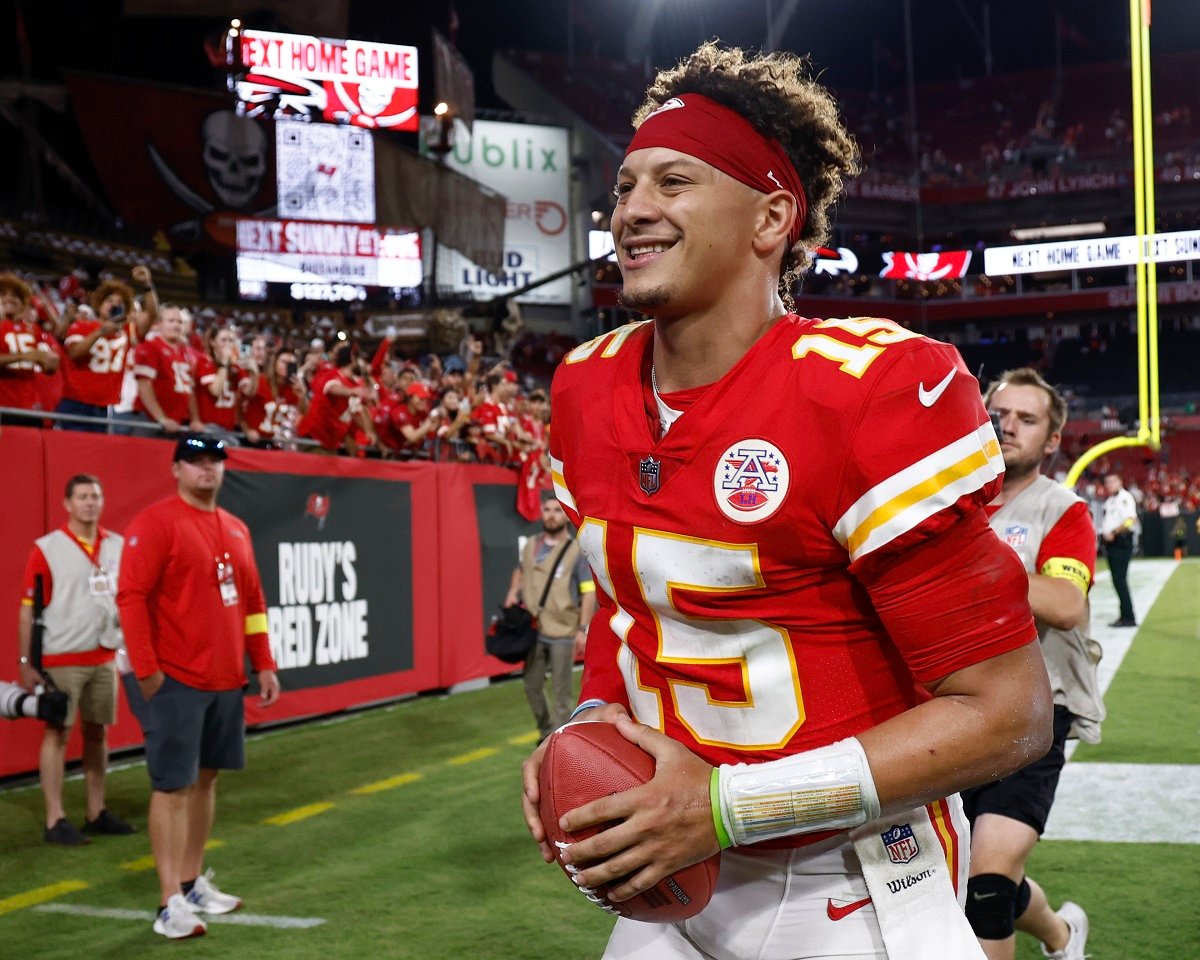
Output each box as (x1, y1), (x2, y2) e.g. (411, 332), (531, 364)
(437, 120), (572, 305)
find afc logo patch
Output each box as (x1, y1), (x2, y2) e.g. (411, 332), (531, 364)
(881, 824), (920, 865)
(1004, 524), (1029, 547)
(713, 438), (790, 524)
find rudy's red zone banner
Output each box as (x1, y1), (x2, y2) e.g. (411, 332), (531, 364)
(879, 250), (973, 281)
(0, 428), (532, 778)
(66, 72), (276, 248)
(236, 29), (418, 131)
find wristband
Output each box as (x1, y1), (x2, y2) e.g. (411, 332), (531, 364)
(567, 698), (608, 722)
(717, 737), (880, 846)
(709, 768), (733, 849)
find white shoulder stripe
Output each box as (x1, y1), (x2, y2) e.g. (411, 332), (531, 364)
(550, 455), (577, 513)
(834, 421), (1003, 562)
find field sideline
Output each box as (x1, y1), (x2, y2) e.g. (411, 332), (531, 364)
(0, 560), (1196, 959)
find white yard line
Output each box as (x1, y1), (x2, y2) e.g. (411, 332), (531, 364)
(1045, 558), (1194, 843)
(35, 902), (325, 929)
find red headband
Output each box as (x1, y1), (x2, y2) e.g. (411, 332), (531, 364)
(625, 93), (808, 248)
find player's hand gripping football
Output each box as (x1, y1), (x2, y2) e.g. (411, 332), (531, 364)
(523, 709), (721, 905)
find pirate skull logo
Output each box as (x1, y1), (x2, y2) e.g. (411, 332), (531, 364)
(201, 111), (267, 209)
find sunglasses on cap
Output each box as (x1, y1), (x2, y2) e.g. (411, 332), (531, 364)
(173, 434), (229, 462)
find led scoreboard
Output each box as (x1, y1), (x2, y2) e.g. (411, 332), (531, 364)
(236, 29), (419, 130)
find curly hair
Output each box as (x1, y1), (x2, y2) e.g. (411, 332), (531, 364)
(632, 42), (860, 309)
(89, 279), (134, 317)
(0, 272), (32, 307)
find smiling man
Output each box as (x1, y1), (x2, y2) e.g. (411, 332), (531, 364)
(521, 43), (1053, 960)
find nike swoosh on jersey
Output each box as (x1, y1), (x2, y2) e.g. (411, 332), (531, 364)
(917, 366), (957, 407)
(826, 896), (872, 921)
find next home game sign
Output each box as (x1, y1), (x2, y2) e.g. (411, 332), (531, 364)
(985, 229), (1200, 276)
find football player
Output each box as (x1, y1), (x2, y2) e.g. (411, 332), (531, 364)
(521, 43), (1052, 960)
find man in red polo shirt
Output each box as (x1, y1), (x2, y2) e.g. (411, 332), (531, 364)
(19, 474), (134, 845)
(118, 434), (280, 940)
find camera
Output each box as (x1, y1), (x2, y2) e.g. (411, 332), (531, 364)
(285, 361), (299, 379)
(109, 305), (125, 321)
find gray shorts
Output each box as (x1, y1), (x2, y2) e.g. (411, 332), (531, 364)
(142, 674), (246, 792)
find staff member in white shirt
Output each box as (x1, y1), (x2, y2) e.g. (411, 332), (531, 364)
(1099, 472), (1139, 627)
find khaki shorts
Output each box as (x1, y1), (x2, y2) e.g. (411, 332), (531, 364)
(44, 661), (118, 729)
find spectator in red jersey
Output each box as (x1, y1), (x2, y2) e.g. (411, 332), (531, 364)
(0, 272), (60, 424)
(31, 304), (68, 421)
(367, 361), (404, 454)
(133, 304), (203, 436)
(295, 344), (377, 455)
(242, 341), (304, 445)
(472, 370), (522, 460)
(196, 326), (245, 434)
(387, 380), (441, 456)
(58, 268), (158, 432)
(431, 385), (473, 459)
(118, 434), (279, 940)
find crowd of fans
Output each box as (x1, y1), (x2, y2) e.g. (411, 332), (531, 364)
(0, 266), (555, 493)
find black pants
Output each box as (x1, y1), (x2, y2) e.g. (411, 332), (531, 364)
(1107, 535), (1135, 622)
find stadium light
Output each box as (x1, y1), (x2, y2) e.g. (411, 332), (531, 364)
(1010, 222), (1106, 241)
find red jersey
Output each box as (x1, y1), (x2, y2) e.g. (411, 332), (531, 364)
(61, 318), (132, 406)
(551, 317), (1034, 775)
(472, 399), (512, 441)
(296, 369), (360, 451)
(196, 354), (244, 430)
(389, 403), (429, 452)
(369, 388), (402, 451)
(133, 336), (196, 423)
(0, 317), (44, 409)
(33, 328), (64, 413)
(243, 376), (300, 439)
(117, 495), (275, 690)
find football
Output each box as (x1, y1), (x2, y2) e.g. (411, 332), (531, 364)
(538, 720), (721, 923)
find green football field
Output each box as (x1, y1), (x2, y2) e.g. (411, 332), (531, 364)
(1, 559), (1196, 959)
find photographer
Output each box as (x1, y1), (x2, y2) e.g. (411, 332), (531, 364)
(0, 680), (68, 725)
(20, 474), (134, 845)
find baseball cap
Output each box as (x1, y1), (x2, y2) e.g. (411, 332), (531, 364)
(443, 355), (466, 373)
(173, 433), (228, 462)
(406, 382), (433, 400)
(502, 370), (519, 383)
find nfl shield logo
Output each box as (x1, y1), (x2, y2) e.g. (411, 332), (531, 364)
(1004, 524), (1028, 547)
(881, 824), (920, 864)
(638, 456), (661, 495)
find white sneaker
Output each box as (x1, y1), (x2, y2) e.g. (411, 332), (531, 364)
(1042, 901), (1089, 960)
(153, 893), (207, 939)
(185, 869), (243, 915)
